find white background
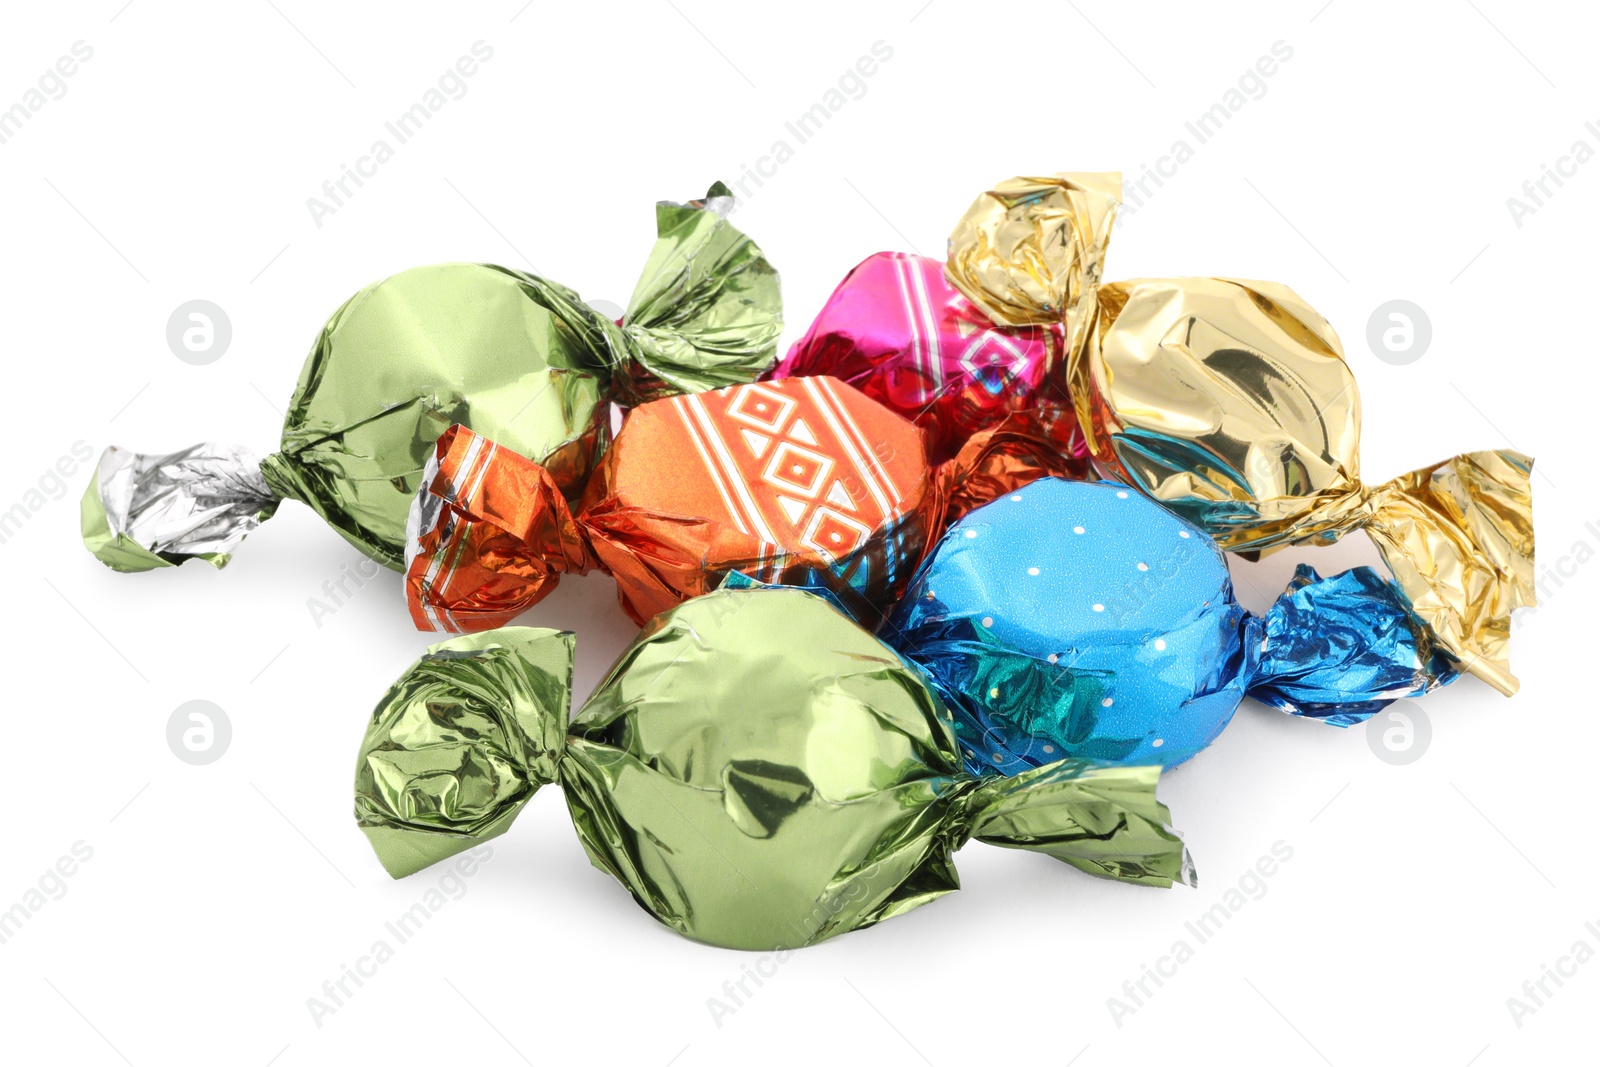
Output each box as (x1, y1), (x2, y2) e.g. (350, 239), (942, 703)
(0, 1), (1591, 1064)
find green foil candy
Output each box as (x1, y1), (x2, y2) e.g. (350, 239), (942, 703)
(82, 183), (781, 573)
(354, 587), (1193, 950)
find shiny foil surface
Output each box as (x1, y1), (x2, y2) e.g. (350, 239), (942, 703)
(354, 588), (1193, 950)
(82, 443), (279, 571)
(406, 377), (1086, 632)
(944, 173), (1119, 352)
(771, 251), (1082, 464)
(884, 479), (1457, 776)
(946, 172), (1536, 695)
(82, 184), (781, 573)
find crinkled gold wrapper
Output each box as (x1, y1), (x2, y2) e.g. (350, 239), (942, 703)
(945, 173), (1118, 368)
(946, 174), (1535, 695)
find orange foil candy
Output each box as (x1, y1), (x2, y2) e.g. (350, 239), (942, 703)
(407, 376), (1087, 631)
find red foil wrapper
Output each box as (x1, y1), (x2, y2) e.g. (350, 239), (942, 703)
(770, 252), (1086, 464)
(407, 376), (1088, 631)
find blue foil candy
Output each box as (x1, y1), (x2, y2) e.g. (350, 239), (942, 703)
(883, 478), (1458, 776)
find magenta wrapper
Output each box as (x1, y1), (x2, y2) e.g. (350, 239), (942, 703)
(769, 251), (1076, 464)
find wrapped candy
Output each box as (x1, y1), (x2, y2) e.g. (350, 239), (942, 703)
(354, 586), (1192, 950)
(406, 375), (1086, 632)
(944, 173), (1535, 694)
(884, 478), (1459, 776)
(80, 184), (781, 574)
(766, 175), (1118, 463)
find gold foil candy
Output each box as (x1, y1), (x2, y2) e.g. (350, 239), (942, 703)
(946, 173), (1535, 694)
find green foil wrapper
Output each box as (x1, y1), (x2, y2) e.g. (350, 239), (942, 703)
(83, 184), (781, 572)
(355, 587), (1192, 950)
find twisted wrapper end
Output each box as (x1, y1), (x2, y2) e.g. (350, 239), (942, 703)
(961, 759), (1196, 889)
(944, 173), (1121, 365)
(933, 403), (1092, 526)
(613, 182), (784, 406)
(1363, 449), (1536, 696)
(1245, 563), (1460, 725)
(81, 443), (281, 572)
(406, 425), (597, 635)
(355, 627), (575, 879)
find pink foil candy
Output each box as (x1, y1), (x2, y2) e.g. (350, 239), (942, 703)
(769, 252), (1080, 464)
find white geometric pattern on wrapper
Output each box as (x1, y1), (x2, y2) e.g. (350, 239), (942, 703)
(891, 252), (1034, 402)
(681, 380), (897, 565)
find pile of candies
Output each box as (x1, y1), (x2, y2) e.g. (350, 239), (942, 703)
(81, 175), (1535, 950)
